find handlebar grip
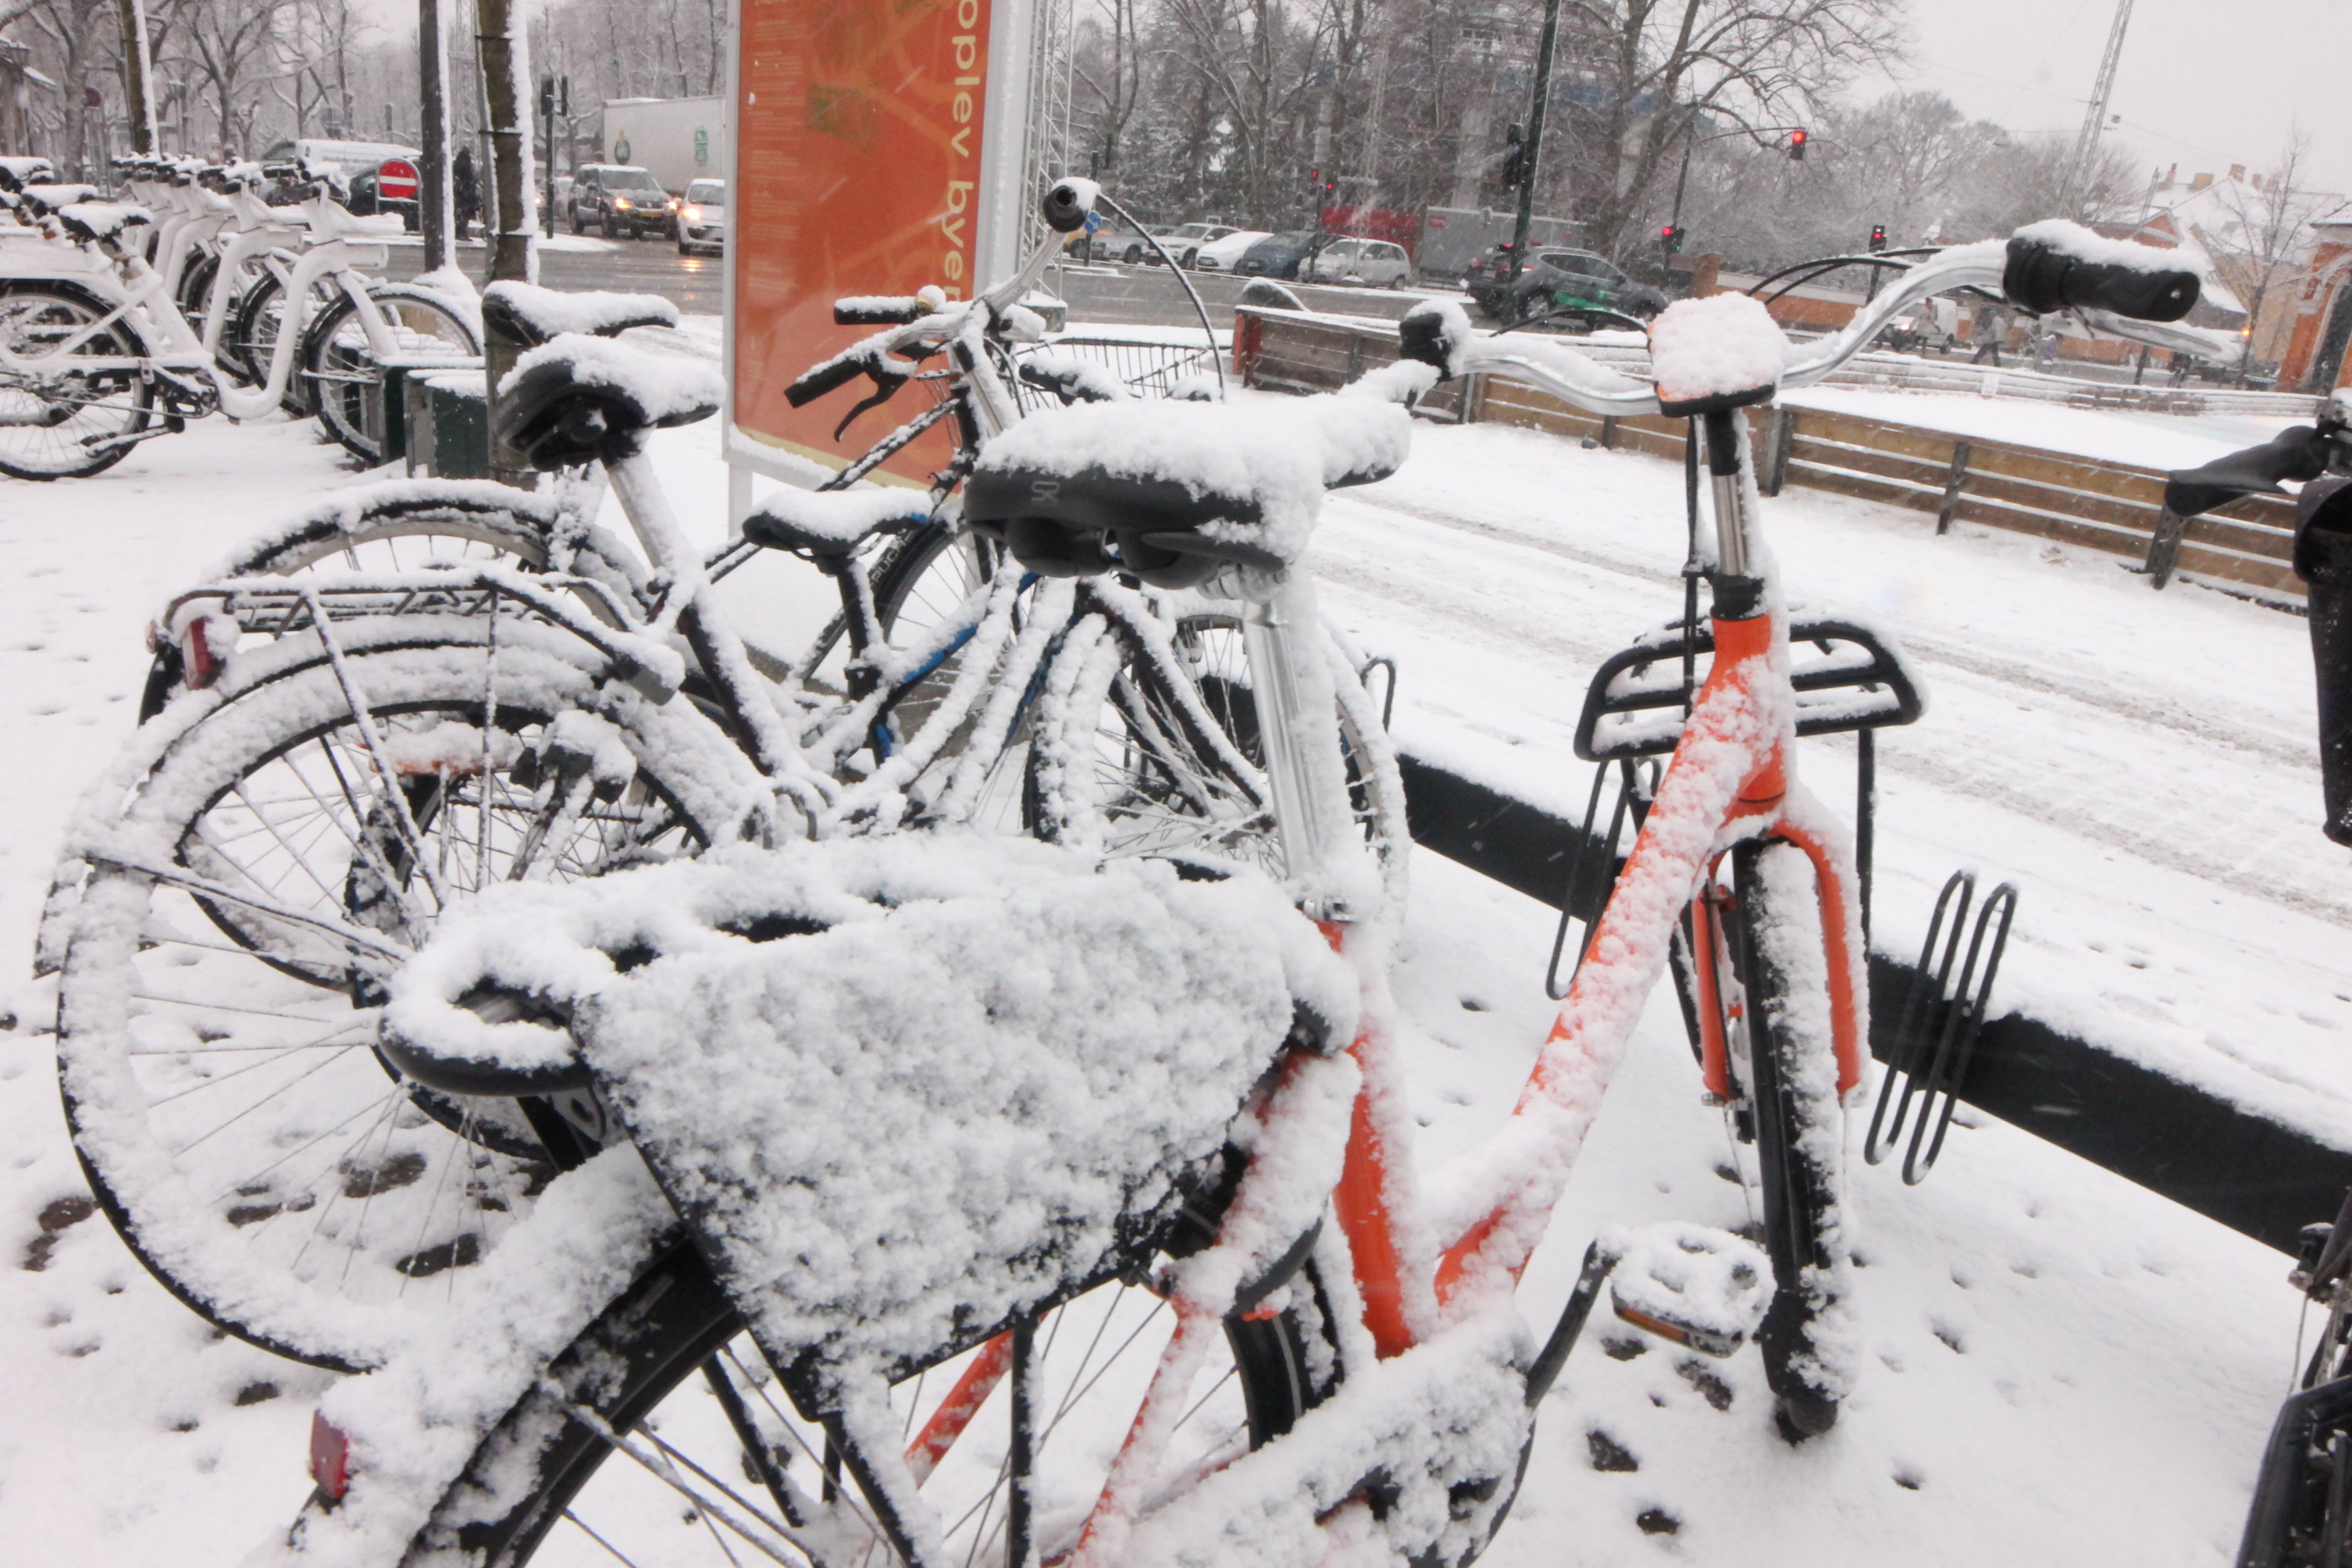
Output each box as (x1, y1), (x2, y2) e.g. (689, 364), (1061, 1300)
(834, 298), (926, 326)
(1041, 177), (1098, 235)
(785, 351), (870, 409)
(2004, 223), (2200, 323)
(2164, 425), (2330, 517)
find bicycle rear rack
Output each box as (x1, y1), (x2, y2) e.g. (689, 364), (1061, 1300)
(1864, 869), (2019, 1184)
(1544, 614), (1925, 1004)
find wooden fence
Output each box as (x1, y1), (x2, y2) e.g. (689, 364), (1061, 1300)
(1235, 308), (2308, 604)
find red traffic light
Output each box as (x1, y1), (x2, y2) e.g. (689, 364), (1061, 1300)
(1867, 223), (1886, 252)
(1788, 128), (1809, 162)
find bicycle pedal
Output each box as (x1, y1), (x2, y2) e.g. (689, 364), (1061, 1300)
(1603, 1223), (1770, 1360)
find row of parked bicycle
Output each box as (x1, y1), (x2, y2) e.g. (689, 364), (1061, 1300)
(27, 167), (2352, 1567)
(0, 152), (481, 480)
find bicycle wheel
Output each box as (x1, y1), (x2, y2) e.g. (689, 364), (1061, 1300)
(138, 483), (649, 720)
(54, 638), (764, 1371)
(408, 1232), (1347, 1567)
(231, 270), (341, 414)
(1028, 607), (1405, 878)
(303, 284), (483, 463)
(1723, 836), (1852, 1438)
(0, 279), (155, 480)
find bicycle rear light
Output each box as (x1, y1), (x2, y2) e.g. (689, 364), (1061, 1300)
(309, 1410), (350, 1503)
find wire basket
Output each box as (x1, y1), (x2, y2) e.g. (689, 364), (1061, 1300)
(1005, 334), (1226, 415)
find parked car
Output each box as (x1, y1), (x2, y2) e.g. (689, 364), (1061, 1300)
(261, 137), (421, 231)
(1307, 237), (1414, 288)
(1190, 229), (1273, 273)
(676, 178), (725, 255)
(1089, 223), (1173, 264)
(1233, 231), (1336, 279)
(1465, 243), (1666, 323)
(1148, 223), (1238, 267)
(570, 164), (679, 239)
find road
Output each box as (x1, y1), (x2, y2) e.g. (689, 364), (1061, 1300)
(381, 237), (1440, 328)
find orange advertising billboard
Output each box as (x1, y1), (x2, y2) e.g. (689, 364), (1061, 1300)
(728, 0), (1005, 485)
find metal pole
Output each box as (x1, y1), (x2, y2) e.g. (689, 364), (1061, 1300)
(1507, 0), (1561, 289)
(2061, 0), (2134, 216)
(419, 0), (453, 272)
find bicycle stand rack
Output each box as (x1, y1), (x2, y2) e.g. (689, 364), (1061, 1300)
(1864, 869), (2019, 1184)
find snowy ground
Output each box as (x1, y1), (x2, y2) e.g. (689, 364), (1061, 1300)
(0, 365), (2338, 1564)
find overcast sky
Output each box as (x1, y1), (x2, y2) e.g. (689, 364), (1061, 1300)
(1867, 0), (2352, 199)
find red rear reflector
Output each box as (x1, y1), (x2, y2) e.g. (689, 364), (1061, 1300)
(310, 1410), (351, 1501)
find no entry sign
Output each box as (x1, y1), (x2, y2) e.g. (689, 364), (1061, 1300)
(377, 159), (419, 202)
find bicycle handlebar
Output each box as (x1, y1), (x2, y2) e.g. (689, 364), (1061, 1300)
(1411, 222), (2206, 421)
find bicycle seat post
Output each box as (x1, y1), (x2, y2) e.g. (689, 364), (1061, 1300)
(1217, 567), (1365, 924)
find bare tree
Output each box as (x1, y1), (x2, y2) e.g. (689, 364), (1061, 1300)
(1072, 0), (1144, 176)
(1550, 0), (1904, 258)
(2204, 129), (2336, 385)
(169, 0), (291, 154)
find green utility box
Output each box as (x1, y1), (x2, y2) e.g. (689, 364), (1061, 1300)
(401, 368), (491, 478)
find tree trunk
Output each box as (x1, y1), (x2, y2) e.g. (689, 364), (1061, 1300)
(419, 0), (454, 271)
(476, 0), (535, 481)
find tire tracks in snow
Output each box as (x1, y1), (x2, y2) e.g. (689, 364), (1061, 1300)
(1318, 491), (2348, 928)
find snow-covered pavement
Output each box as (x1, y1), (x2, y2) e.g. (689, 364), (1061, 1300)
(0, 383), (2338, 1564)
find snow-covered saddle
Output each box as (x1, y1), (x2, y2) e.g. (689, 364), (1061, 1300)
(382, 834), (1356, 1372)
(964, 392), (1414, 588)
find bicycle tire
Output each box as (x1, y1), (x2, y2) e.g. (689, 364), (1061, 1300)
(0, 279), (156, 480)
(405, 1232), (1345, 1567)
(1026, 606), (1406, 879)
(1724, 835), (1851, 1437)
(137, 483), (649, 720)
(53, 638), (765, 1371)
(303, 284), (483, 463)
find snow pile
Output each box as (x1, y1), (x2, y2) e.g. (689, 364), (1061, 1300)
(1603, 1222), (1769, 1350)
(1646, 293), (1788, 409)
(1122, 1307), (1533, 1568)
(387, 834), (1357, 1371)
(2010, 220), (2190, 278)
(974, 395), (1412, 565)
(742, 485), (933, 551)
(500, 333), (723, 425)
(482, 280), (676, 343)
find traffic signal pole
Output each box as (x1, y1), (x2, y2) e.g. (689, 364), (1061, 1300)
(1506, 0), (1562, 290)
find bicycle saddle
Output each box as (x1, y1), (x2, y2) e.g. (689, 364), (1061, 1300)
(964, 395), (1411, 589)
(741, 485), (931, 561)
(18, 183), (101, 215)
(51, 201), (152, 245)
(0, 157), (57, 193)
(483, 281), (680, 348)
(496, 333), (724, 469)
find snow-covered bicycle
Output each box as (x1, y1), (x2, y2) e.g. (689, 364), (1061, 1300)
(41, 192), (1371, 1389)
(0, 156), (478, 476)
(223, 213), (2211, 1568)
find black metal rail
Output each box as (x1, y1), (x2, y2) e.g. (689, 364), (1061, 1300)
(1396, 751), (2352, 1255)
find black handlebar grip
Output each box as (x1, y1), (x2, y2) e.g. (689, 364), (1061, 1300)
(833, 298), (926, 326)
(785, 351), (869, 409)
(1041, 178), (1096, 235)
(2164, 425), (2330, 518)
(2003, 229), (2200, 323)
